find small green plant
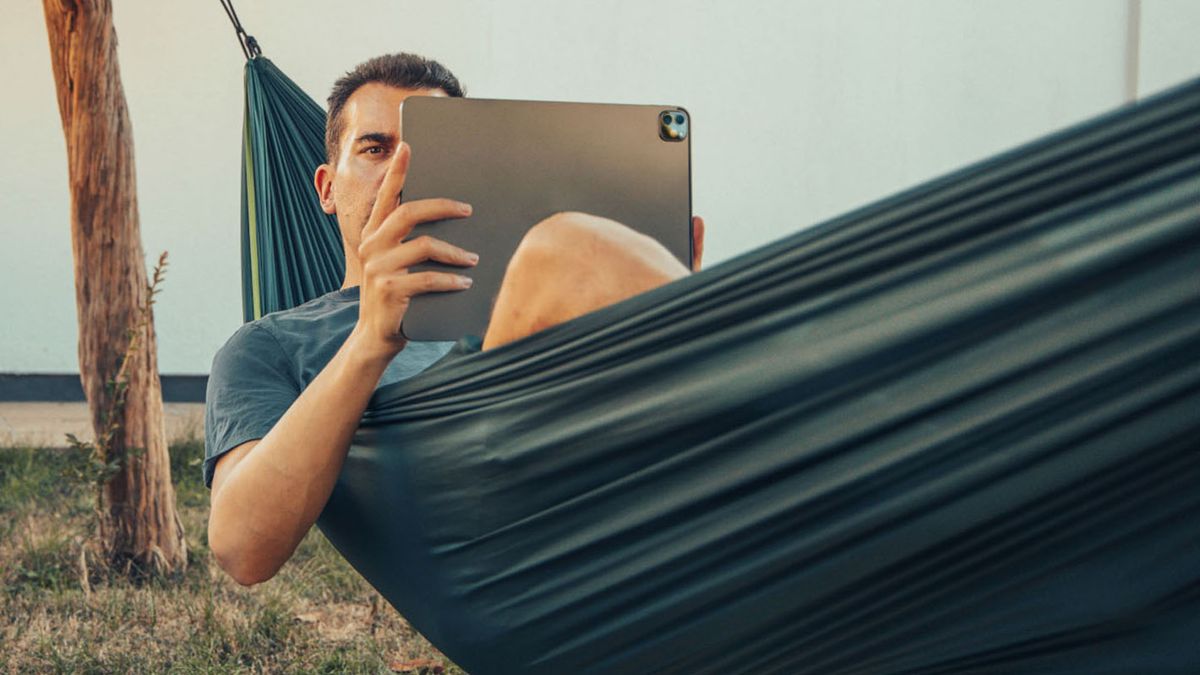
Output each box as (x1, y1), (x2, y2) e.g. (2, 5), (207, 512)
(62, 251), (168, 570)
(65, 252), (168, 487)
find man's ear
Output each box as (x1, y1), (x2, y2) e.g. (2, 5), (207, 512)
(314, 163), (336, 215)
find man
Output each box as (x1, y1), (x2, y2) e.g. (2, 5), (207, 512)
(204, 53), (705, 586)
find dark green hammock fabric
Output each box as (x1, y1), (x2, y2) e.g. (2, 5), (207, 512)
(239, 56), (1200, 673)
(240, 57), (344, 321)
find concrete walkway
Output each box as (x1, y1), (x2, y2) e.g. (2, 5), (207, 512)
(0, 402), (205, 448)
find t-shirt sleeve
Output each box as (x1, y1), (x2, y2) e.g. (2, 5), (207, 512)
(203, 322), (301, 489)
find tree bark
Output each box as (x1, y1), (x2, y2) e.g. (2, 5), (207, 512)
(43, 0), (186, 574)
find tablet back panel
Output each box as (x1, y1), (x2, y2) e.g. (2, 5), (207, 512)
(400, 97), (691, 341)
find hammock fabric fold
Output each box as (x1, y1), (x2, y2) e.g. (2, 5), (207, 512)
(239, 56), (1200, 674)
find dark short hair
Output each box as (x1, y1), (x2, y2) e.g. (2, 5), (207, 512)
(325, 52), (465, 163)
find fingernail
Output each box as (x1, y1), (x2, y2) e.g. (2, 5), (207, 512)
(459, 276), (474, 288)
(458, 202), (473, 214)
(466, 252), (480, 264)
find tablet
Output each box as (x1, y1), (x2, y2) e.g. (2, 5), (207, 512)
(399, 96), (692, 341)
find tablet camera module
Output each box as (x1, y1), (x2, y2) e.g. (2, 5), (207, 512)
(659, 110), (688, 141)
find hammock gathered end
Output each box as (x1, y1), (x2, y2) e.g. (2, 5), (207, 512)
(240, 58), (344, 322)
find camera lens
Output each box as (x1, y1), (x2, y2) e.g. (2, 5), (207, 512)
(662, 113), (673, 125)
(674, 113), (685, 125)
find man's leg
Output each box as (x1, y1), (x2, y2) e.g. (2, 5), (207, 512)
(482, 212), (690, 350)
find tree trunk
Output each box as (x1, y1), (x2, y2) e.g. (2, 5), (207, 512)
(43, 0), (186, 575)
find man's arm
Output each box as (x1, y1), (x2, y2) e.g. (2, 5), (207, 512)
(208, 142), (478, 586)
(207, 328), (392, 586)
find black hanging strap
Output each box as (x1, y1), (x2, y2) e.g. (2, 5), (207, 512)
(219, 0), (262, 60)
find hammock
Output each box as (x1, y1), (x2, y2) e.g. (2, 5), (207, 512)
(238, 55), (1200, 674)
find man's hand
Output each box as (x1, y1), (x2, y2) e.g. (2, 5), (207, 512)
(691, 215), (706, 272)
(353, 142), (479, 362)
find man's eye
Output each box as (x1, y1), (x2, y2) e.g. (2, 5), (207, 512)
(365, 146), (384, 155)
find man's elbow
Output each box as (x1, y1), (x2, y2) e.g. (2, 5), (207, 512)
(209, 521), (279, 587)
(222, 557), (276, 588)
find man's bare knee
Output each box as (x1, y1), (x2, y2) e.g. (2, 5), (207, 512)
(482, 212), (688, 350)
(517, 211), (686, 277)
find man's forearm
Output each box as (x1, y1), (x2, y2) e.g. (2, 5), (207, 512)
(209, 326), (396, 583)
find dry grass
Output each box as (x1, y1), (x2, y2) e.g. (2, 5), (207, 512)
(0, 436), (462, 674)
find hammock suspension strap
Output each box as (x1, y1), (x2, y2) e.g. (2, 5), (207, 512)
(219, 0), (262, 60)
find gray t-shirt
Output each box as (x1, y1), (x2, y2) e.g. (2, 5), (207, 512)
(202, 285), (454, 488)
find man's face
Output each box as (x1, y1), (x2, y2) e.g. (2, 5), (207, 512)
(314, 83), (449, 255)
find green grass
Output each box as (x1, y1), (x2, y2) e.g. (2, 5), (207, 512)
(0, 436), (460, 674)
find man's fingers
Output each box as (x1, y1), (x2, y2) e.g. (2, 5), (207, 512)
(361, 198), (472, 253)
(364, 235), (480, 274)
(691, 215), (706, 272)
(373, 271), (474, 297)
(398, 198), (473, 233)
(364, 142), (412, 238)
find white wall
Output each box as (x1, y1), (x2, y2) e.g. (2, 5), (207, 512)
(1, 0), (1197, 375)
